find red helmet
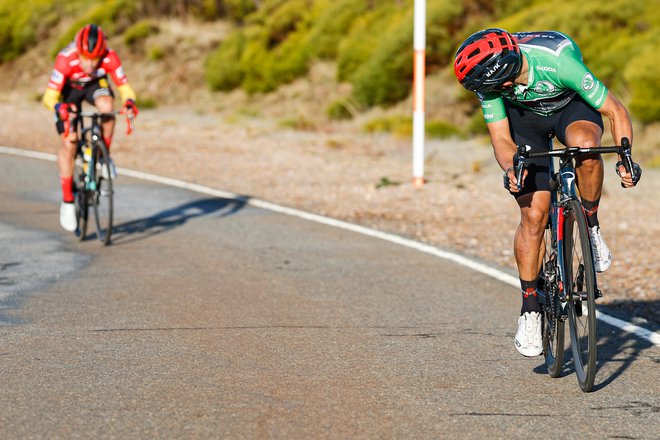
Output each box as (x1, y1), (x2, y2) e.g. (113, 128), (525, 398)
(75, 24), (107, 58)
(454, 28), (522, 93)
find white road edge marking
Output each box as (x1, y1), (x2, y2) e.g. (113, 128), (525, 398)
(2, 145), (658, 346)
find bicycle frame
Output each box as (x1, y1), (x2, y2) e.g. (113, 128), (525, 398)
(76, 113), (106, 191)
(548, 152), (595, 310)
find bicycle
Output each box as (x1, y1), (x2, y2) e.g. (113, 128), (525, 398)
(513, 138), (638, 392)
(69, 109), (134, 245)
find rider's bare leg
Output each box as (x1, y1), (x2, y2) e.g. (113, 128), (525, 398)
(514, 191), (551, 282)
(95, 95), (115, 150)
(58, 131), (77, 202)
(564, 120), (604, 203)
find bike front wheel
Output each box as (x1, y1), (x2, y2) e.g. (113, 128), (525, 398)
(563, 199), (597, 392)
(91, 140), (113, 245)
(541, 225), (565, 378)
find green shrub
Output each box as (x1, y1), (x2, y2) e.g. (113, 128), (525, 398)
(137, 96), (157, 109)
(304, 0), (368, 60)
(222, 0), (259, 22)
(326, 99), (354, 120)
(147, 45), (165, 61)
(624, 43), (660, 124)
(206, 30), (247, 91)
(123, 19), (159, 47)
(336, 2), (399, 82)
(0, 0), (54, 62)
(239, 31), (275, 93)
(264, 0), (308, 47)
(426, 119), (464, 139)
(363, 115), (412, 137)
(349, 0), (464, 107)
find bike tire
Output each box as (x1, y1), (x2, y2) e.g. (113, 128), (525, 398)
(542, 226), (565, 378)
(91, 140), (113, 245)
(73, 153), (88, 241)
(563, 198), (597, 392)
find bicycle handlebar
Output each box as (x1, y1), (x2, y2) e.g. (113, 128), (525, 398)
(513, 138), (637, 190)
(67, 109), (135, 135)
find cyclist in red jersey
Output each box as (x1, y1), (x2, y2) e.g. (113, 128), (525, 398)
(42, 24), (138, 232)
(453, 29), (641, 357)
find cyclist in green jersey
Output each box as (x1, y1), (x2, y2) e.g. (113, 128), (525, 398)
(453, 28), (641, 357)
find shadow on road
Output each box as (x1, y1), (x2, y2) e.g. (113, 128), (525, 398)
(107, 196), (248, 245)
(532, 301), (658, 392)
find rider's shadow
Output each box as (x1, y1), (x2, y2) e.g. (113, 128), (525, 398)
(109, 196), (248, 245)
(532, 301), (658, 392)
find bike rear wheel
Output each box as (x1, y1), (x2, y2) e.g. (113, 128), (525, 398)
(563, 199), (597, 392)
(541, 225), (565, 378)
(91, 140), (113, 245)
(73, 153), (88, 241)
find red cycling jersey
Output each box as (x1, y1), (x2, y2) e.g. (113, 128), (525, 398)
(47, 43), (129, 92)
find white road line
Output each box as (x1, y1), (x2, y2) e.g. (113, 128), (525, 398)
(2, 145), (658, 346)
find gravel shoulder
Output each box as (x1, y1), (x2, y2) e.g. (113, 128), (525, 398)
(1, 100), (657, 324)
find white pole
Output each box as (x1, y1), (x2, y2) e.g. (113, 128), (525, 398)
(412, 0), (426, 188)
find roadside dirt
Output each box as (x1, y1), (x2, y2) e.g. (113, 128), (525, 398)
(1, 97), (657, 324)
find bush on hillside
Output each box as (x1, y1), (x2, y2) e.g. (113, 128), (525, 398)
(336, 2), (400, 83)
(123, 19), (159, 48)
(426, 119), (464, 139)
(350, 0), (464, 107)
(221, 0), (259, 22)
(205, 30), (247, 91)
(303, 0), (368, 60)
(0, 0), (58, 62)
(326, 99), (354, 120)
(625, 43), (660, 124)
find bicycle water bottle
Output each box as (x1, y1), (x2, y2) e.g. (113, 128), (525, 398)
(84, 145), (92, 161)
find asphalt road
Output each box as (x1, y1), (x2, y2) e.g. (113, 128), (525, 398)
(1, 154), (658, 439)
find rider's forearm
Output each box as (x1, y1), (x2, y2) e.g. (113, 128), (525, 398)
(493, 142), (518, 171)
(42, 88), (60, 112)
(117, 84), (137, 104)
(487, 119), (518, 171)
(600, 93), (633, 147)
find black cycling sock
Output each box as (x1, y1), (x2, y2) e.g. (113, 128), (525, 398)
(581, 197), (600, 228)
(520, 278), (541, 315)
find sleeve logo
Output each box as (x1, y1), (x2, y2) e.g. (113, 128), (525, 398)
(582, 73), (595, 91)
(50, 69), (64, 84)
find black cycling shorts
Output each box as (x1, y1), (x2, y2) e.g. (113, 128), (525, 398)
(55, 78), (114, 134)
(505, 95), (604, 199)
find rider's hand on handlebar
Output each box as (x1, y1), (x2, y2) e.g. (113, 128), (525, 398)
(54, 103), (71, 122)
(123, 99), (138, 118)
(616, 161), (642, 188)
(503, 166), (528, 192)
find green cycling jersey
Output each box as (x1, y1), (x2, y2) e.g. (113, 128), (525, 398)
(478, 31), (608, 122)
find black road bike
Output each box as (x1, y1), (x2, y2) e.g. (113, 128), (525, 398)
(70, 109), (134, 245)
(514, 138), (638, 392)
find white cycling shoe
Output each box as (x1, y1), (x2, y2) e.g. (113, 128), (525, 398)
(60, 202), (77, 232)
(589, 226), (612, 273)
(100, 156), (117, 180)
(514, 312), (543, 357)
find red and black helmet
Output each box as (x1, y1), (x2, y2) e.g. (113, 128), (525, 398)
(75, 24), (108, 59)
(453, 28), (522, 93)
